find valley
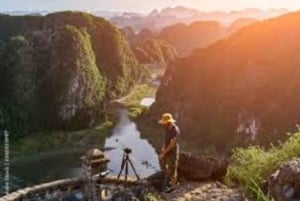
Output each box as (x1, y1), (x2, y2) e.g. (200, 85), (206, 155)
(1, 5), (300, 201)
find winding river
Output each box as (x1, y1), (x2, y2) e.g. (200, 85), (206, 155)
(3, 98), (158, 194)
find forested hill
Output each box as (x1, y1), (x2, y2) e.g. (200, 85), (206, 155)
(151, 11), (300, 148)
(121, 27), (178, 66)
(122, 19), (257, 59)
(0, 12), (145, 135)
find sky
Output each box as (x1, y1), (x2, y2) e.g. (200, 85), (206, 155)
(0, 0), (300, 12)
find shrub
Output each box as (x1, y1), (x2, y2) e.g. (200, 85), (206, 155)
(227, 129), (300, 200)
(0, 12), (145, 132)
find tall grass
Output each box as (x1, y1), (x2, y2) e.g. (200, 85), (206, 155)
(246, 179), (275, 201)
(227, 130), (300, 200)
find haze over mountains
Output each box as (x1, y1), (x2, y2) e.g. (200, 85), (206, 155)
(123, 17), (258, 57)
(3, 6), (287, 58)
(111, 6), (289, 31)
(2, 6), (289, 31)
(151, 11), (300, 148)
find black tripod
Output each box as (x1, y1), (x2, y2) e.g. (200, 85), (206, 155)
(117, 148), (140, 183)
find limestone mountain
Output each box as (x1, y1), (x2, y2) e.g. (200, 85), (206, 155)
(121, 27), (177, 66)
(0, 12), (144, 135)
(151, 11), (300, 148)
(158, 21), (226, 56)
(133, 39), (177, 66)
(125, 19), (257, 57)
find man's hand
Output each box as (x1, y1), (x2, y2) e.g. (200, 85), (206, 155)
(159, 153), (165, 161)
(161, 144), (165, 152)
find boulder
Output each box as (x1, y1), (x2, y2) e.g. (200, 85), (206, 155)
(178, 151), (229, 181)
(147, 151), (229, 191)
(268, 158), (300, 201)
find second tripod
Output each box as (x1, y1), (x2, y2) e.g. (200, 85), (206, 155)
(117, 148), (140, 183)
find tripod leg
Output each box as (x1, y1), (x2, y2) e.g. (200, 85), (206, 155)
(125, 158), (129, 184)
(128, 158), (140, 180)
(117, 154), (126, 179)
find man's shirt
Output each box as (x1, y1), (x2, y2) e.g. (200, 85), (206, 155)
(164, 123), (180, 150)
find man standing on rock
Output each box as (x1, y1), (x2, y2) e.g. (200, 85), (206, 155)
(158, 113), (180, 193)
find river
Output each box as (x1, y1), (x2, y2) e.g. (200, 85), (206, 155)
(2, 98), (159, 194)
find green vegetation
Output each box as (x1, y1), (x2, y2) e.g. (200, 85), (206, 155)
(0, 36), (39, 137)
(41, 25), (107, 128)
(227, 130), (300, 200)
(144, 192), (164, 201)
(245, 179), (275, 201)
(0, 11), (145, 135)
(5, 118), (114, 159)
(121, 84), (156, 106)
(133, 39), (177, 66)
(147, 67), (166, 78)
(121, 27), (177, 67)
(120, 84), (156, 118)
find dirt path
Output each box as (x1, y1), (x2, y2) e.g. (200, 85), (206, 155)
(160, 181), (248, 201)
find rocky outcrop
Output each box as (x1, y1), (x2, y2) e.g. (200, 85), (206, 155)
(161, 182), (246, 201)
(151, 11), (300, 148)
(268, 158), (300, 201)
(179, 151), (228, 181)
(147, 152), (228, 191)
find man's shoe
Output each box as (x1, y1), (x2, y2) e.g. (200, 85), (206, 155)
(164, 186), (176, 194)
(164, 183), (179, 194)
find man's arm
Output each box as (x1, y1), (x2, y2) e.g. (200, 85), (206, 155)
(161, 143), (166, 152)
(162, 138), (177, 156)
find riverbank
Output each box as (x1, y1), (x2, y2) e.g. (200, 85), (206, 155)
(4, 65), (160, 159)
(5, 83), (154, 160)
(4, 117), (114, 160)
(0, 82), (161, 193)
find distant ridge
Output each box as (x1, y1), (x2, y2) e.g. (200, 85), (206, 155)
(111, 6), (289, 31)
(1, 7), (289, 31)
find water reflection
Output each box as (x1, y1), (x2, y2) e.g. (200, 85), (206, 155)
(104, 109), (160, 178)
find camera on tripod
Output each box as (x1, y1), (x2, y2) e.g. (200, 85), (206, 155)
(117, 146), (140, 183)
(124, 147), (132, 154)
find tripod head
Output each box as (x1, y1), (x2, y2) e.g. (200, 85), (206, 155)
(124, 147), (132, 154)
